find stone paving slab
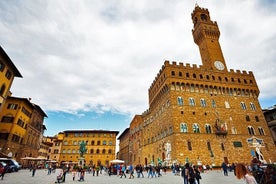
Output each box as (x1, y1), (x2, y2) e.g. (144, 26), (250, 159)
(0, 169), (244, 184)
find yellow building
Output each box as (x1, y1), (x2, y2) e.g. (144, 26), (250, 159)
(49, 133), (64, 163)
(0, 96), (47, 161)
(0, 46), (22, 111)
(120, 5), (276, 166)
(58, 130), (119, 167)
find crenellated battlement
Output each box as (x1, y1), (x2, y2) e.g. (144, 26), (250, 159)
(150, 60), (254, 90)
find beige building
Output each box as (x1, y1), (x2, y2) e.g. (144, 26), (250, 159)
(119, 5), (276, 166)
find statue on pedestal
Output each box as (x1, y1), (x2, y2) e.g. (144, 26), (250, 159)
(79, 141), (87, 158)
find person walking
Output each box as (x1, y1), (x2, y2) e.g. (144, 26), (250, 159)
(181, 163), (189, 184)
(0, 162), (5, 180)
(221, 162), (228, 176)
(78, 168), (85, 182)
(235, 163), (257, 184)
(32, 164), (37, 177)
(193, 166), (202, 184)
(148, 165), (154, 178)
(120, 164), (127, 178)
(129, 164), (134, 179)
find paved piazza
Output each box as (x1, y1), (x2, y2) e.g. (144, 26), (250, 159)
(0, 169), (244, 184)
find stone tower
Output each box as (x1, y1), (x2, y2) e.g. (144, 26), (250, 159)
(192, 5), (227, 71)
(125, 5), (276, 167)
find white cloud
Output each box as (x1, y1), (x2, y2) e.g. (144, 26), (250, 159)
(1, 0), (275, 117)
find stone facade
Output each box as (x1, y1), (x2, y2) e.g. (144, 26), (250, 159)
(121, 5), (276, 167)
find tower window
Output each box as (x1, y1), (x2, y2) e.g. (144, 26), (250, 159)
(179, 72), (182, 77)
(255, 116), (259, 122)
(246, 115), (250, 121)
(200, 14), (207, 21)
(250, 103), (256, 110)
(206, 75), (210, 80)
(241, 102), (247, 110)
(258, 127), (265, 135)
(247, 126), (255, 135)
(186, 73), (189, 78)
(171, 71), (175, 76)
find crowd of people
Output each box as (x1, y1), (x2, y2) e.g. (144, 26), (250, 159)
(2, 158), (275, 184)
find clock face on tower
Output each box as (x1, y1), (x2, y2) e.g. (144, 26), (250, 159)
(214, 61), (225, 70)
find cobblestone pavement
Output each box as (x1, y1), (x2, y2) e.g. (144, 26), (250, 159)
(0, 169), (244, 184)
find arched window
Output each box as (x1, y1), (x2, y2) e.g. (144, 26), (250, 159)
(189, 98), (195, 106)
(241, 102), (247, 110)
(211, 100), (216, 108)
(97, 141), (101, 145)
(231, 127), (237, 134)
(102, 149), (106, 154)
(250, 103), (256, 110)
(103, 140), (107, 145)
(177, 96), (184, 106)
(90, 149), (94, 154)
(180, 123), (187, 133)
(91, 140), (95, 145)
(200, 14), (207, 21)
(193, 123), (200, 133)
(96, 149), (100, 154)
(225, 101), (230, 108)
(205, 124), (212, 134)
(248, 126), (255, 135)
(108, 149), (112, 154)
(200, 98), (207, 107)
(258, 127), (265, 135)
(171, 71), (175, 76)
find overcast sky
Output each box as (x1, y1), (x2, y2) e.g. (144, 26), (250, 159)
(1, 0), (275, 136)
